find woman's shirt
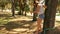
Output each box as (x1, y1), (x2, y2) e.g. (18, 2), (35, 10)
(38, 0), (45, 14)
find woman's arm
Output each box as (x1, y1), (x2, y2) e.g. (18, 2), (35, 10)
(43, 5), (47, 9)
(34, 5), (40, 14)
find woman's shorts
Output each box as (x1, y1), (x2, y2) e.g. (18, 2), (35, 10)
(38, 14), (44, 19)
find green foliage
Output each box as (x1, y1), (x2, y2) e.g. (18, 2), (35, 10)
(15, 7), (20, 11)
(15, 2), (19, 11)
(0, 18), (9, 25)
(58, 0), (60, 5)
(24, 4), (30, 12)
(56, 14), (60, 16)
(0, 0), (11, 10)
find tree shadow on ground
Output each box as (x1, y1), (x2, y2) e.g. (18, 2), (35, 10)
(0, 20), (60, 34)
(4, 20), (36, 31)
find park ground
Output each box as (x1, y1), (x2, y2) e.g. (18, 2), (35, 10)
(0, 11), (60, 34)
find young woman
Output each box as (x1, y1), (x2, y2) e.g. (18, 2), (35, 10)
(34, 0), (47, 34)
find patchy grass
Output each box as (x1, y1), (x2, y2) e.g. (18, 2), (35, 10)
(0, 12), (13, 25)
(0, 11), (60, 34)
(0, 18), (9, 25)
(56, 13), (60, 16)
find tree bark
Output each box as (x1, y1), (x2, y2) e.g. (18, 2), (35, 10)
(11, 0), (15, 16)
(43, 0), (58, 34)
(18, 0), (22, 15)
(33, 0), (38, 21)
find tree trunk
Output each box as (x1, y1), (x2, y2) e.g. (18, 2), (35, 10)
(23, 0), (27, 16)
(21, 11), (23, 15)
(25, 11), (26, 16)
(2, 7), (3, 12)
(18, 0), (22, 15)
(32, 0), (38, 21)
(11, 0), (15, 16)
(43, 0), (58, 34)
(1, 4), (5, 12)
(21, 4), (24, 15)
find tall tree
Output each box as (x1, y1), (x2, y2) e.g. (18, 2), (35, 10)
(11, 0), (15, 16)
(21, 0), (25, 15)
(18, 0), (22, 15)
(32, 0), (38, 21)
(23, 0), (27, 16)
(24, 2), (30, 16)
(43, 0), (58, 34)
(18, 0), (30, 16)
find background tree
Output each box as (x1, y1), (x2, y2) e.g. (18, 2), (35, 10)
(18, 0), (30, 16)
(18, 0), (22, 15)
(24, 0), (30, 16)
(14, 0), (19, 11)
(11, 0), (15, 16)
(57, 0), (60, 14)
(0, 0), (9, 12)
(32, 0), (38, 21)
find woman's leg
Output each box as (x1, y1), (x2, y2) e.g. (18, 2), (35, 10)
(35, 18), (43, 34)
